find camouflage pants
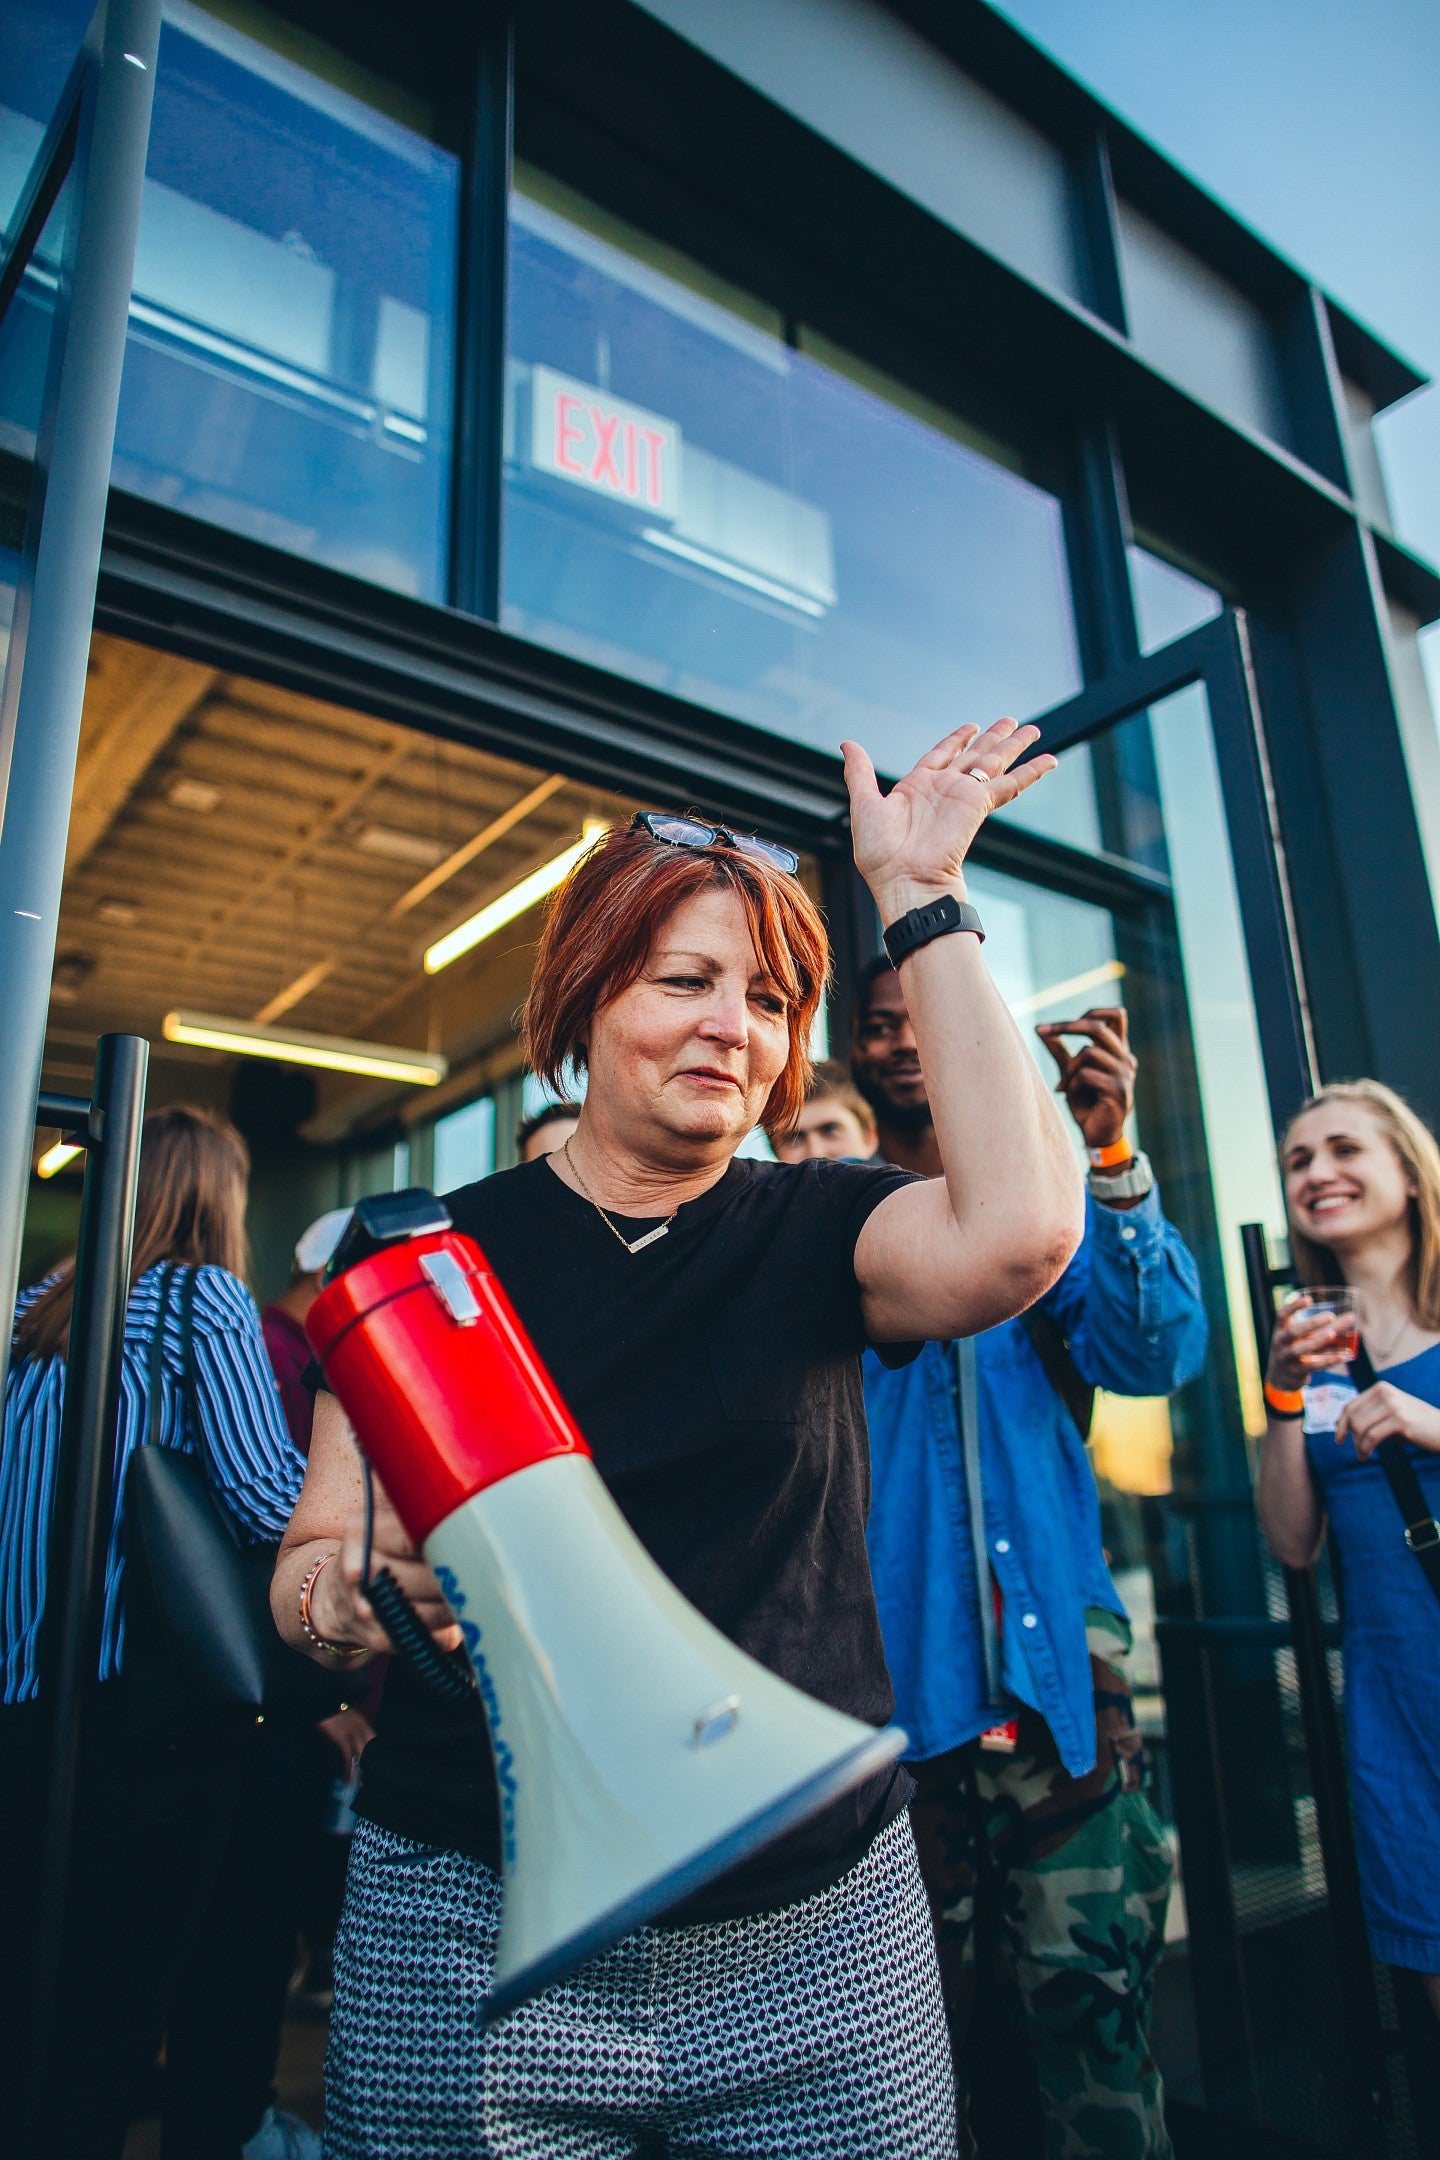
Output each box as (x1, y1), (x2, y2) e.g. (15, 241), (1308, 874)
(908, 1613), (1175, 2160)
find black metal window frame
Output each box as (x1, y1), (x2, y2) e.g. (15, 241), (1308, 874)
(2, 0), (1335, 1092)
(5, 0), (1429, 1099)
(7, 6), (1435, 2144)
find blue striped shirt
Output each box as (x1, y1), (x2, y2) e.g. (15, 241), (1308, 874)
(1, 1263), (306, 1703)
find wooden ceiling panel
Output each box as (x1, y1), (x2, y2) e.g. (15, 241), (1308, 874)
(46, 634), (637, 1130)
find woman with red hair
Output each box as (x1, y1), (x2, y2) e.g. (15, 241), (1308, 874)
(276, 718), (1084, 2159)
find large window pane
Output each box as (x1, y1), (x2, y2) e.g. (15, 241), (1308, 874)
(110, 1), (458, 599)
(0, 168), (76, 470)
(503, 169), (1081, 772)
(964, 863), (1121, 1160)
(434, 1094), (496, 1192)
(988, 739), (1103, 852)
(1124, 683), (1286, 1432)
(1129, 542), (1222, 657)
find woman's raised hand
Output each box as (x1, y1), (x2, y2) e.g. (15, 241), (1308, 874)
(841, 718), (1054, 919)
(311, 1475), (463, 1657)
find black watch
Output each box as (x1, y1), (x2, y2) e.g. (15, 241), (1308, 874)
(882, 893), (986, 967)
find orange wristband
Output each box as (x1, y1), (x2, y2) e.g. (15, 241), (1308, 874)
(1087, 1139), (1134, 1169)
(1264, 1381), (1305, 1419)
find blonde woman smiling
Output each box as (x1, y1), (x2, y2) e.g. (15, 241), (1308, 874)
(1257, 1080), (1440, 2021)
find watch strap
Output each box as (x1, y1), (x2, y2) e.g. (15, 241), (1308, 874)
(882, 893), (985, 966)
(1086, 1149), (1154, 1202)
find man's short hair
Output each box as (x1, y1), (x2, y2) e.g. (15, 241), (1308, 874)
(767, 1060), (876, 1140)
(515, 1100), (580, 1155)
(853, 954), (897, 1031)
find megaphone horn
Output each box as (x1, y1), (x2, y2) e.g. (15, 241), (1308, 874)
(307, 1192), (905, 2022)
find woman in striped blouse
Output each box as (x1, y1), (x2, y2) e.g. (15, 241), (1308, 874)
(0, 1105), (306, 2159)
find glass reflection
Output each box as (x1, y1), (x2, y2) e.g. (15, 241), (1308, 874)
(503, 169), (1081, 771)
(434, 1095), (496, 1193)
(109, 2), (458, 600)
(1129, 542), (1222, 657)
(1124, 683), (1285, 1431)
(0, 548), (20, 724)
(0, 170), (76, 730)
(0, 0), (90, 233)
(0, 169), (75, 467)
(989, 739), (1102, 852)
(963, 863), (1120, 1162)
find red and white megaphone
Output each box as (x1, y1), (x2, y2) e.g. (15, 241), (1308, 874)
(307, 1191), (905, 2021)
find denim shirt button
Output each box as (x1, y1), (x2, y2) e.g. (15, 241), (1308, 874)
(1021, 1611), (1038, 1628)
(1120, 1224), (1137, 1242)
(994, 1538), (1011, 1555)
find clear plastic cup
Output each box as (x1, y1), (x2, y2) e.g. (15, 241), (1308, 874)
(1304, 1287), (1362, 1364)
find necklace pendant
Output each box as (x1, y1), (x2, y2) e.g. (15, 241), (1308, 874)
(624, 1221), (670, 1254)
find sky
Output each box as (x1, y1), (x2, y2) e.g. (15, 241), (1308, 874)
(993, 0), (1440, 575)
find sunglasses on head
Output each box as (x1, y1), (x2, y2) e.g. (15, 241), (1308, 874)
(631, 811), (800, 876)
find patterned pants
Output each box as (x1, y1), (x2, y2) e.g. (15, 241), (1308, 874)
(909, 1614), (1174, 2160)
(325, 1808), (956, 2158)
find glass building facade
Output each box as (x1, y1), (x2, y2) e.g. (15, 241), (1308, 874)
(502, 167), (1081, 763)
(3, 2), (1439, 2154)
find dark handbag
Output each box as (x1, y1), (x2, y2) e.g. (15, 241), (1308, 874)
(1352, 1342), (1440, 1610)
(123, 1266), (350, 1735)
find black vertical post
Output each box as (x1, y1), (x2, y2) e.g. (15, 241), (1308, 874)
(1239, 1221), (1389, 2132)
(1068, 416), (1140, 686)
(22, 1031), (148, 2160)
(1069, 132), (1129, 336)
(1152, 1612), (1258, 2116)
(449, 2), (514, 621)
(0, 0), (161, 1350)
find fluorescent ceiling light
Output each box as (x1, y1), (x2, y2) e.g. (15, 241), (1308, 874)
(424, 824), (604, 975)
(641, 528), (829, 617)
(37, 1140), (84, 1179)
(163, 1010), (447, 1087)
(355, 823), (447, 868)
(167, 776), (222, 813)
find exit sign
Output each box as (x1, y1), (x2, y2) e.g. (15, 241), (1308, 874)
(529, 364), (682, 520)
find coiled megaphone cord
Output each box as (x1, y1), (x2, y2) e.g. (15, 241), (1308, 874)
(360, 1459), (480, 1708)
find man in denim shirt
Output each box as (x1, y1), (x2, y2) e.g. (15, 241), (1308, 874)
(851, 961), (1208, 2160)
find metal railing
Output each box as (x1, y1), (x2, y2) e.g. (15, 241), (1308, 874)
(21, 1033), (148, 2159)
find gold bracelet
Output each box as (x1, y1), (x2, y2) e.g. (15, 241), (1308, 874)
(298, 1553), (368, 1662)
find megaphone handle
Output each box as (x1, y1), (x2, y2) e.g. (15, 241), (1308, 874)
(358, 1457), (480, 1709)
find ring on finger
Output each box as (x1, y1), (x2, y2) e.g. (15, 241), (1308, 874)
(964, 765), (992, 782)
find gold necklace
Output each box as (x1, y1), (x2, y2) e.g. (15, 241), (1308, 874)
(561, 1141), (675, 1255)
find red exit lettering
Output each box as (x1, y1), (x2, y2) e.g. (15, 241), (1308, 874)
(549, 391), (669, 509)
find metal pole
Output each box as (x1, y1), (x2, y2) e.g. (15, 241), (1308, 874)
(21, 1032), (148, 2159)
(0, 0), (161, 1339)
(1240, 1222), (1390, 2132)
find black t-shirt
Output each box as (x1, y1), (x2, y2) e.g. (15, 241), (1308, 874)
(357, 1151), (919, 1922)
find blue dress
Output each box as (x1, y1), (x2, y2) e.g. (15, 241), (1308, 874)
(1305, 1343), (1440, 1972)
